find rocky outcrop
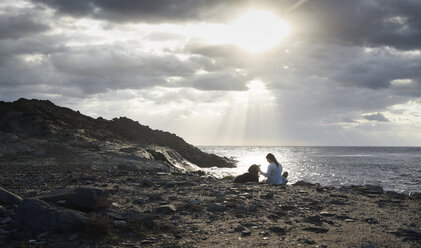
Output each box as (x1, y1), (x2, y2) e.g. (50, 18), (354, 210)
(15, 199), (89, 234)
(0, 98), (235, 169)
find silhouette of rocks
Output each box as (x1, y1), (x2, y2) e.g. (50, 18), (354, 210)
(0, 98), (235, 169)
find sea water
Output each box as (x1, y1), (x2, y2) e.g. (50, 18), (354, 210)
(199, 146), (421, 193)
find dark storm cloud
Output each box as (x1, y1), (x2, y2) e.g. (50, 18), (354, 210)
(290, 0), (421, 50)
(363, 113), (390, 122)
(0, 14), (49, 40)
(31, 0), (421, 50)
(31, 0), (243, 23)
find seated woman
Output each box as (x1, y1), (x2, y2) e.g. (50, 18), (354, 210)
(234, 164), (260, 183)
(261, 153), (288, 185)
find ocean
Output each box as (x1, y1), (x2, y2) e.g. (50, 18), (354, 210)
(199, 146), (421, 193)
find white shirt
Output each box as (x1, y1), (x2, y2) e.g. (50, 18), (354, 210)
(261, 162), (286, 185)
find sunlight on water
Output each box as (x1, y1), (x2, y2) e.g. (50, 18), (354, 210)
(199, 146), (421, 193)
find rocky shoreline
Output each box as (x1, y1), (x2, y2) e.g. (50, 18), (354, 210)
(1, 162), (420, 248)
(0, 99), (420, 247)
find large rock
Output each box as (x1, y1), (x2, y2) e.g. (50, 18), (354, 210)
(36, 187), (109, 212)
(352, 185), (384, 194)
(0, 187), (22, 206)
(15, 199), (89, 234)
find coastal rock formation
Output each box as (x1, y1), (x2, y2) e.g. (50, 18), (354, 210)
(0, 98), (235, 169)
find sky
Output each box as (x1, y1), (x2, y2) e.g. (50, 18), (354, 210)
(0, 0), (420, 146)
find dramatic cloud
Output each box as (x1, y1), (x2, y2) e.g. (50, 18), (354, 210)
(363, 113), (390, 122)
(0, 0), (420, 145)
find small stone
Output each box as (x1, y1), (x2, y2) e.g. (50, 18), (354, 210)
(361, 243), (375, 248)
(303, 227), (329, 233)
(114, 220), (127, 227)
(262, 192), (274, 199)
(149, 194), (163, 201)
(320, 211), (335, 217)
(189, 199), (201, 205)
(269, 226), (286, 235)
(345, 219), (354, 222)
(242, 230), (251, 236)
(366, 218), (379, 224)
(234, 225), (245, 232)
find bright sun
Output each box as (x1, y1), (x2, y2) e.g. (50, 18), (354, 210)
(229, 10), (290, 53)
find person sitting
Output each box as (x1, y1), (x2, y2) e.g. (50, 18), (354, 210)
(234, 164), (260, 183)
(261, 153), (288, 185)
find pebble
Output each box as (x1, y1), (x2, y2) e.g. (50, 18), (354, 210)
(234, 226), (245, 232)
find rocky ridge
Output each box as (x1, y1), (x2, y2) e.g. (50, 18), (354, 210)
(0, 98), (235, 171)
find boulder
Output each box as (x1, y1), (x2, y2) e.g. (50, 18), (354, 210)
(15, 199), (89, 234)
(0, 187), (22, 206)
(36, 187), (109, 212)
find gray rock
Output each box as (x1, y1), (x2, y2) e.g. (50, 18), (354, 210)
(242, 230), (251, 236)
(269, 226), (286, 235)
(207, 203), (226, 212)
(37, 187), (109, 212)
(234, 225), (245, 232)
(15, 199), (89, 234)
(153, 204), (177, 215)
(303, 227), (329, 233)
(0, 187), (22, 206)
(114, 220), (127, 227)
(366, 218), (379, 224)
(139, 179), (154, 187)
(361, 243), (375, 248)
(149, 193), (163, 201)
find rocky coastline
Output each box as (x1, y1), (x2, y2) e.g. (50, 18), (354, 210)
(0, 164), (420, 247)
(0, 99), (420, 247)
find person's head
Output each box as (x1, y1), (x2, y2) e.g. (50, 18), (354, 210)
(248, 164), (260, 176)
(266, 153), (280, 167)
